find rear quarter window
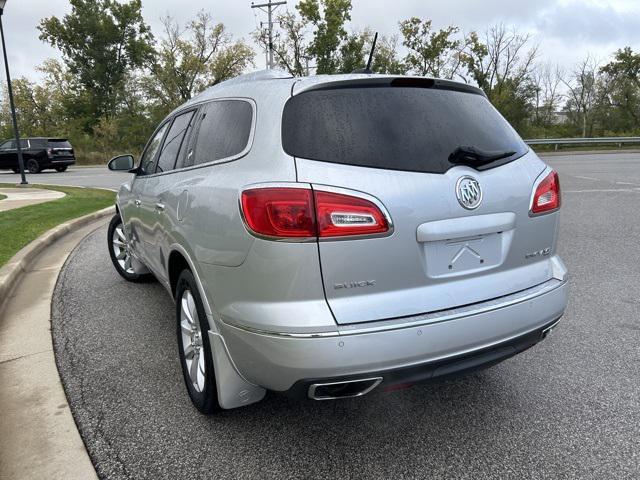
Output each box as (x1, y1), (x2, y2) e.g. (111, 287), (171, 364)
(192, 100), (253, 166)
(282, 84), (528, 174)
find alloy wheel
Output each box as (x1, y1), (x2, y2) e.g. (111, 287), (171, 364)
(180, 289), (206, 392)
(111, 224), (135, 274)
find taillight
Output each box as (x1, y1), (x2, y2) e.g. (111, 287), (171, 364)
(531, 170), (561, 214)
(315, 190), (389, 237)
(47, 148), (53, 157)
(240, 187), (390, 240)
(241, 188), (316, 238)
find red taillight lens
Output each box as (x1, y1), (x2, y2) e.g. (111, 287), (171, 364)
(241, 188), (316, 238)
(531, 170), (561, 214)
(314, 190), (389, 237)
(240, 187), (390, 239)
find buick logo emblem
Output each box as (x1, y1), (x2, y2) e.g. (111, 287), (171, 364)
(456, 176), (482, 210)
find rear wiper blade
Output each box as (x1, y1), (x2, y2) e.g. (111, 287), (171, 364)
(448, 146), (516, 166)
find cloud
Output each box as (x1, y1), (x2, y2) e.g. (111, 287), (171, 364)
(1, 0), (640, 79)
(534, 0), (640, 46)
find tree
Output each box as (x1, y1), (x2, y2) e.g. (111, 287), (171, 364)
(563, 56), (600, 137)
(399, 18), (465, 79)
(254, 11), (310, 76)
(38, 0), (154, 129)
(461, 25), (538, 132)
(531, 62), (565, 134)
(254, 2), (404, 77)
(0, 60), (73, 139)
(144, 12), (254, 113)
(599, 47), (640, 132)
(337, 30), (406, 74)
(297, 0), (352, 74)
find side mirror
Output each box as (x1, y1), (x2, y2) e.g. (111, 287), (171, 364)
(108, 154), (135, 171)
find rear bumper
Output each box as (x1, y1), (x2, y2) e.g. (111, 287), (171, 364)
(219, 279), (568, 392)
(43, 158), (75, 167)
(285, 317), (560, 399)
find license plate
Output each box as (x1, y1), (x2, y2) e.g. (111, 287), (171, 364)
(423, 232), (505, 278)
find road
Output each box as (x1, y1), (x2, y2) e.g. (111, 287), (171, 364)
(0, 166), (132, 190)
(51, 153), (640, 479)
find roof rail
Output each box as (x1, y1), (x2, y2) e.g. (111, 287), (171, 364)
(219, 69), (293, 87)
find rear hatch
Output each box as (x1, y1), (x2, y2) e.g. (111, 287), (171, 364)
(47, 139), (74, 158)
(284, 77), (559, 325)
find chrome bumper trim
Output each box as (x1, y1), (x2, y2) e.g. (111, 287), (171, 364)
(224, 278), (567, 338)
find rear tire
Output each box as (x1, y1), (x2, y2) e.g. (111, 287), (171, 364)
(26, 159), (40, 174)
(55, 165), (68, 172)
(107, 213), (153, 283)
(176, 269), (221, 414)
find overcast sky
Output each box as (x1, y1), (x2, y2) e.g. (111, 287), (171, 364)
(1, 0), (639, 80)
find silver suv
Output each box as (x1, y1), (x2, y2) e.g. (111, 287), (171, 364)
(107, 70), (568, 413)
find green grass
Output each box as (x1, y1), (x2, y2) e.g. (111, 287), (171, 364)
(0, 194), (6, 201)
(0, 184), (115, 267)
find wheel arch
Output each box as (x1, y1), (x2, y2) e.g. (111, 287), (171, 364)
(168, 244), (266, 409)
(167, 245), (213, 316)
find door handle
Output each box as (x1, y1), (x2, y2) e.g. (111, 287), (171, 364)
(155, 202), (165, 212)
(134, 199), (141, 207)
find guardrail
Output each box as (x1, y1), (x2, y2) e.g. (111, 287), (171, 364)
(525, 137), (640, 151)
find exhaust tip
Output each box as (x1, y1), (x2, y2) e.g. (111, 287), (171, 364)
(308, 377), (383, 400)
(542, 319), (562, 339)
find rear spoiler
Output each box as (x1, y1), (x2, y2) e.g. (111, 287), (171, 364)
(292, 76), (486, 98)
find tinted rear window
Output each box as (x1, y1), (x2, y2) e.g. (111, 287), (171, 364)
(282, 85), (528, 173)
(192, 100), (253, 166)
(48, 140), (72, 148)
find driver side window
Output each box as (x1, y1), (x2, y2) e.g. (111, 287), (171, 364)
(139, 122), (169, 174)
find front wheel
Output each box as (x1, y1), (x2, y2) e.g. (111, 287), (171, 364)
(26, 159), (40, 174)
(55, 165), (68, 172)
(107, 213), (152, 282)
(176, 269), (221, 414)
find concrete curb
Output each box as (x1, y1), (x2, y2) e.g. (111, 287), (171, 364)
(0, 205), (115, 312)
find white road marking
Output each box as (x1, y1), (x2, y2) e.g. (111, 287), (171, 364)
(573, 175), (600, 181)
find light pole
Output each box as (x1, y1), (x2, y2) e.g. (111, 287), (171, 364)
(0, 0), (27, 185)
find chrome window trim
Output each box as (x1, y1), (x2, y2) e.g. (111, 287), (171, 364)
(223, 278), (567, 338)
(136, 97), (257, 180)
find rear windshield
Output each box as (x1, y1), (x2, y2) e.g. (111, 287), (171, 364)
(282, 84), (528, 173)
(48, 139), (72, 149)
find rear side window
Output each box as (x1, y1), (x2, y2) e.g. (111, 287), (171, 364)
(155, 110), (195, 173)
(282, 85), (528, 174)
(192, 100), (253, 166)
(30, 139), (47, 148)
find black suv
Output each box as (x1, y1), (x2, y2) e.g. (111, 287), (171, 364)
(0, 137), (76, 173)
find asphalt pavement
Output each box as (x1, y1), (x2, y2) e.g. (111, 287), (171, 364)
(51, 152), (640, 479)
(0, 166), (132, 190)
